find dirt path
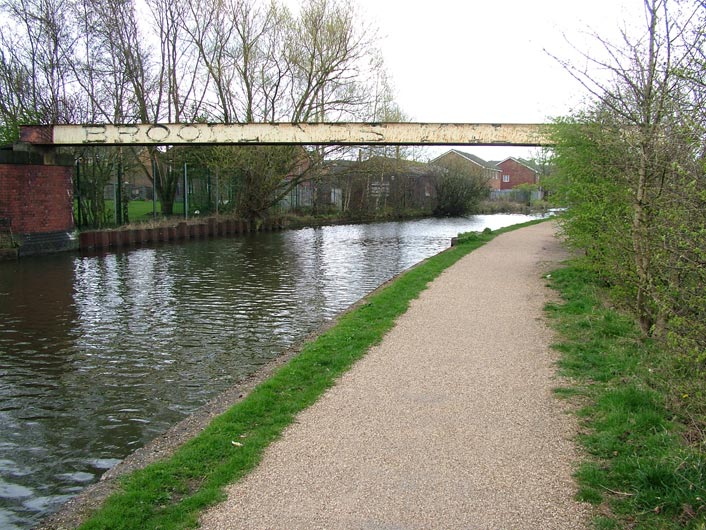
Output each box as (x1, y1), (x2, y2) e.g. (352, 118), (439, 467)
(199, 222), (589, 529)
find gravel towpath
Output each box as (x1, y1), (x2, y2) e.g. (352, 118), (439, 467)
(199, 221), (590, 530)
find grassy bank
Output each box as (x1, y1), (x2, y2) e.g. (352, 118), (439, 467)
(546, 263), (706, 529)
(76, 219), (547, 529)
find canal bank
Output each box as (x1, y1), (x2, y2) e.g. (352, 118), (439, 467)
(1, 214), (544, 529)
(39, 220), (589, 529)
(198, 220), (589, 529)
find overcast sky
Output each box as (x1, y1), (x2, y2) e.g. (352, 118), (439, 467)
(350, 0), (645, 160)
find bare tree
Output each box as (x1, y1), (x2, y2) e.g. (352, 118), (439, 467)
(70, 0), (156, 124)
(0, 0), (79, 130)
(182, 0), (286, 123)
(181, 0), (237, 122)
(287, 0), (370, 122)
(146, 0), (207, 123)
(549, 0), (706, 342)
(0, 0), (401, 221)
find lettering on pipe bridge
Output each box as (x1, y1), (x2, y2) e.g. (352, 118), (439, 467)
(20, 123), (552, 147)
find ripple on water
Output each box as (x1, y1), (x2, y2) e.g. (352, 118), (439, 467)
(21, 494), (75, 515)
(0, 510), (30, 530)
(55, 472), (95, 484)
(0, 480), (33, 499)
(0, 460), (31, 478)
(88, 458), (122, 470)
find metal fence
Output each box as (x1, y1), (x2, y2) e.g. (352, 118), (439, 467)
(489, 189), (544, 202)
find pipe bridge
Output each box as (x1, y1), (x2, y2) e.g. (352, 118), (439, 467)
(20, 122), (552, 147)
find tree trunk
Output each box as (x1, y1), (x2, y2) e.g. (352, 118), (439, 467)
(632, 143), (653, 336)
(161, 196), (174, 216)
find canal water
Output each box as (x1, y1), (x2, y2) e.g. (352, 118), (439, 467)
(0, 214), (541, 528)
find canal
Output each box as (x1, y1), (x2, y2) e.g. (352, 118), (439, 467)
(0, 214), (540, 528)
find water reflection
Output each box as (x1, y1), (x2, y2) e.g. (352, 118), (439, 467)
(0, 214), (540, 528)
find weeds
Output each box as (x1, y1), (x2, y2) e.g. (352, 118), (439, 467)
(547, 262), (706, 529)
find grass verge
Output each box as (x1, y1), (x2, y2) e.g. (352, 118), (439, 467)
(546, 262), (706, 529)
(77, 218), (548, 529)
(74, 199), (186, 224)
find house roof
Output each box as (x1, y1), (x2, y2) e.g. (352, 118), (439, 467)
(431, 149), (500, 172)
(322, 159), (358, 175)
(497, 157), (540, 173)
(323, 156), (435, 178)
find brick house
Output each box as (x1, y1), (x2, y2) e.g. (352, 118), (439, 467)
(495, 157), (539, 190)
(430, 149), (502, 189)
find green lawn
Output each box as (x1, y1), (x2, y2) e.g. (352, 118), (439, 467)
(74, 200), (186, 226)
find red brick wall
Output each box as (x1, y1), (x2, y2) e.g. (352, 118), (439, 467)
(488, 172), (501, 190)
(0, 164), (74, 234)
(497, 159), (537, 190)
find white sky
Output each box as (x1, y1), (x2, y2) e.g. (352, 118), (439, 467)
(349, 0), (646, 160)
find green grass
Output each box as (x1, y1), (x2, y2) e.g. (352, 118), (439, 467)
(124, 200), (185, 219)
(74, 200), (186, 226)
(546, 263), (706, 529)
(76, 218), (548, 529)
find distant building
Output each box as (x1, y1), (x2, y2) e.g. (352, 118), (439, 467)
(495, 157), (539, 190)
(430, 149), (502, 189)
